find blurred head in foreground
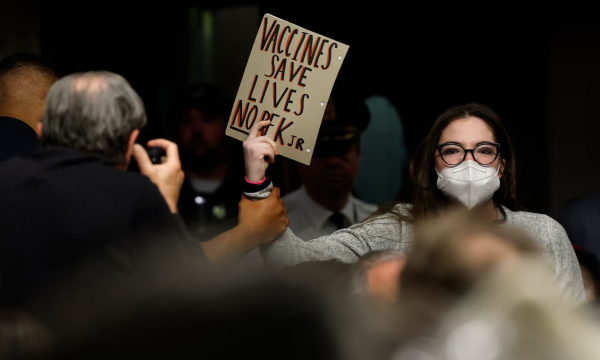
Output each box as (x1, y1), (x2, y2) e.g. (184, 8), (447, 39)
(352, 250), (406, 305)
(396, 209), (541, 341)
(0, 309), (51, 359)
(573, 245), (600, 302)
(27, 251), (343, 360)
(394, 260), (600, 360)
(281, 259), (353, 296)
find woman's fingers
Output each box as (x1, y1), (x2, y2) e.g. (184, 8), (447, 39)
(247, 135), (279, 156)
(248, 120), (271, 139)
(257, 135), (279, 156)
(253, 142), (275, 163)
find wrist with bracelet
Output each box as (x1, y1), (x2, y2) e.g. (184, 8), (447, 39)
(243, 175), (271, 193)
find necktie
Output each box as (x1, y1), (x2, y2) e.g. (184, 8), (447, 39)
(329, 212), (346, 230)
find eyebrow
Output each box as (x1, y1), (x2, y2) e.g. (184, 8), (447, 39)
(439, 140), (496, 146)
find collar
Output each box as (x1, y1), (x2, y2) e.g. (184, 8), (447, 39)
(32, 146), (117, 167)
(0, 116), (39, 161)
(492, 205), (515, 226)
(298, 186), (356, 229)
(499, 206), (512, 221)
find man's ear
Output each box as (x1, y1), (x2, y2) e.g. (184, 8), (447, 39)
(499, 158), (506, 179)
(124, 129), (140, 164)
(36, 122), (43, 138)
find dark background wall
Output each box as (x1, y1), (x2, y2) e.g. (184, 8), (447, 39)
(548, 2), (600, 215)
(2, 1), (598, 216)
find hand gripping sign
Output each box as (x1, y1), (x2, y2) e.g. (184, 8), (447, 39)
(226, 14), (349, 165)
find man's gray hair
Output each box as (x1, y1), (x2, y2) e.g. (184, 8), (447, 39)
(41, 71), (147, 163)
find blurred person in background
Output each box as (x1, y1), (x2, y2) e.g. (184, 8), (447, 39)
(283, 95), (377, 239)
(352, 250), (405, 305)
(243, 102), (585, 303)
(0, 71), (288, 307)
(573, 245), (600, 302)
(0, 52), (57, 160)
(175, 83), (245, 239)
(355, 95), (409, 205)
(559, 193), (600, 261)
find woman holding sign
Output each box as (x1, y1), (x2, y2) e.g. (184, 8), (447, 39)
(242, 102), (585, 303)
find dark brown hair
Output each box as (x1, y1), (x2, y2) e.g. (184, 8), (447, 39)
(410, 102), (521, 221)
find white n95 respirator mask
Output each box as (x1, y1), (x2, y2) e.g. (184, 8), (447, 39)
(436, 160), (501, 209)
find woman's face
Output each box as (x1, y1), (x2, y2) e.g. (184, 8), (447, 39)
(434, 116), (504, 177)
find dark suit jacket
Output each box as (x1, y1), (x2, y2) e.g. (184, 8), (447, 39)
(0, 147), (204, 306)
(0, 116), (39, 161)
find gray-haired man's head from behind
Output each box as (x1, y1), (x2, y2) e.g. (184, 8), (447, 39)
(40, 71), (147, 163)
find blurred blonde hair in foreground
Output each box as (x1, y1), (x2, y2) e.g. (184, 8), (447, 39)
(393, 209), (600, 360)
(393, 259), (600, 360)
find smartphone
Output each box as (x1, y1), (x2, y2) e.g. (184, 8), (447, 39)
(147, 146), (166, 165)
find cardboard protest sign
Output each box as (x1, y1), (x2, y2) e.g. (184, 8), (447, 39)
(226, 13), (349, 165)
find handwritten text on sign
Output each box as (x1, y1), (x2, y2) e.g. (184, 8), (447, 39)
(225, 14), (349, 165)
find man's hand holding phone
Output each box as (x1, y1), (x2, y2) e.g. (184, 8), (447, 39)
(132, 139), (184, 214)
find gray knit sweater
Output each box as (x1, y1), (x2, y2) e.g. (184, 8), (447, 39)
(248, 188), (586, 304)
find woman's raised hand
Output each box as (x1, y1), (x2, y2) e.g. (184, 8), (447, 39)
(242, 120), (279, 182)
